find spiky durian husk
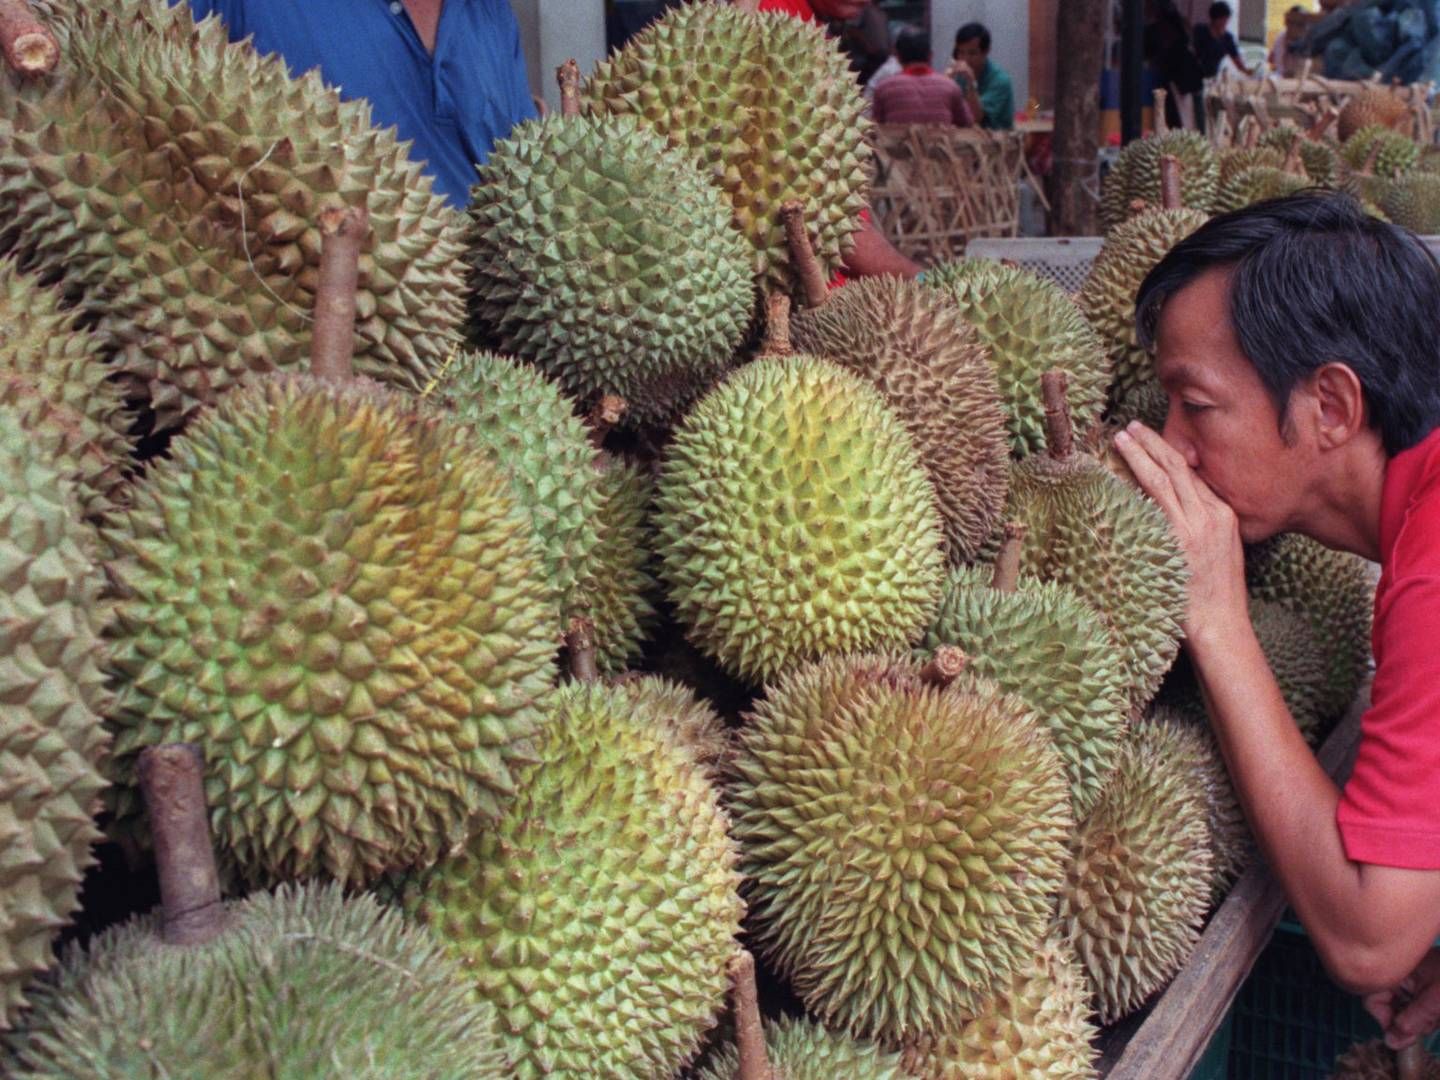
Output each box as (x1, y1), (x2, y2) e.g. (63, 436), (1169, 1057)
(1099, 132), (1217, 231)
(1006, 450), (1188, 710)
(922, 568), (1129, 817)
(1078, 207), (1210, 426)
(578, 455), (657, 675)
(434, 351), (602, 626)
(1245, 533), (1374, 723)
(897, 934), (1100, 1080)
(1338, 88), (1411, 142)
(698, 1017), (912, 1080)
(654, 356), (945, 684)
(1218, 146), (1286, 188)
(790, 276), (1009, 562)
(104, 376), (558, 888)
(731, 653), (1074, 1042)
(3, 884), (507, 1078)
(1341, 124), (1421, 177)
(1256, 126), (1339, 187)
(1215, 165), (1312, 213)
(0, 262), (130, 518)
(582, 1), (871, 293)
(1148, 705), (1251, 902)
(466, 114), (753, 424)
(923, 259), (1112, 459)
(613, 675), (730, 779)
(1380, 171), (1440, 233)
(397, 681), (742, 1080)
(0, 0), (464, 430)
(1059, 724), (1212, 1023)
(0, 407), (110, 1028)
(1331, 1041), (1440, 1079)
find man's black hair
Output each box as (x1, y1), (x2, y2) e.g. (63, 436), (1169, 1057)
(954, 22), (990, 53)
(1208, 1), (1232, 19)
(1135, 190), (1440, 455)
(895, 27), (930, 66)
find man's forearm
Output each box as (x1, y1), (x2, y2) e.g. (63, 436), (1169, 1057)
(841, 217), (921, 279)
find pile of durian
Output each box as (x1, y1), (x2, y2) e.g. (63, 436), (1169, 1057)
(0, 1), (1378, 1077)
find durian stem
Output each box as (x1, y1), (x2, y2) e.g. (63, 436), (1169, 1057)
(1242, 118), (1260, 149)
(779, 200), (829, 311)
(0, 0), (57, 77)
(565, 616), (599, 684)
(1041, 369), (1075, 460)
(1282, 138), (1303, 176)
(310, 205), (369, 381)
(1159, 154), (1184, 211)
(1307, 107), (1336, 141)
(557, 59), (581, 118)
(731, 950), (775, 1080)
(919, 645), (967, 688)
(990, 522), (1027, 593)
(137, 744), (226, 947)
(586, 394), (628, 449)
(1361, 138), (1382, 177)
(1153, 88), (1169, 135)
(1398, 1044), (1424, 1080)
(758, 293), (793, 358)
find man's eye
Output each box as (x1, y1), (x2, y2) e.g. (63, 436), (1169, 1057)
(1181, 400), (1211, 415)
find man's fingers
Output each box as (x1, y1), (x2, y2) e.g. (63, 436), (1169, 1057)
(1112, 429), (1183, 517)
(1364, 989), (1396, 1031)
(1122, 422), (1210, 512)
(1389, 980), (1440, 1048)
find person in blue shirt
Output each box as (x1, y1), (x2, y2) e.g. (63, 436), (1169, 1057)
(183, 0), (537, 207)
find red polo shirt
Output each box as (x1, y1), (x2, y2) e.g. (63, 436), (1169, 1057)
(758, 0), (816, 17)
(1337, 426), (1440, 869)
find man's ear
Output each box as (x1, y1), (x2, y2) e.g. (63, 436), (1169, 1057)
(1309, 363), (1368, 449)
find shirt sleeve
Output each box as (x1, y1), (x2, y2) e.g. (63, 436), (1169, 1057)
(1226, 33), (1242, 61)
(980, 72), (1014, 129)
(1337, 573), (1440, 869)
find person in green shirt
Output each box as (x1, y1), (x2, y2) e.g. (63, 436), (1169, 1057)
(949, 22), (1014, 130)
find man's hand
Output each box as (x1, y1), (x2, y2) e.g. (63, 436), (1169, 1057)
(946, 58), (973, 83)
(1111, 421), (1249, 643)
(1365, 949), (1440, 1051)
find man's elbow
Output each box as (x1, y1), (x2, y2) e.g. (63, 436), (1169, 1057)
(1316, 937), (1425, 995)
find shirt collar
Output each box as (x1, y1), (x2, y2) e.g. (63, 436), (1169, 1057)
(902, 62), (934, 76)
(1380, 426), (1440, 563)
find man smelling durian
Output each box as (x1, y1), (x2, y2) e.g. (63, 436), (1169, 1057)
(1113, 191), (1440, 1052)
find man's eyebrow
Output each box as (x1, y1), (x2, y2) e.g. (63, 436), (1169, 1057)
(1159, 361), (1212, 389)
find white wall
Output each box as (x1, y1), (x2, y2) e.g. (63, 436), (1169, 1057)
(510, 0), (608, 114)
(930, 0), (1030, 111)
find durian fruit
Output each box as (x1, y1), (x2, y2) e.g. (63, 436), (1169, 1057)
(1380, 171), (1440, 233)
(1099, 127), (1217, 231)
(654, 351), (945, 684)
(578, 454), (657, 675)
(923, 258), (1112, 458)
(1058, 723), (1212, 1023)
(1341, 124), (1421, 178)
(697, 1016), (912, 1080)
(1217, 144), (1285, 188)
(1331, 1041), (1440, 1079)
(104, 375), (559, 887)
(0, 261), (131, 518)
(897, 933), (1100, 1080)
(1245, 533), (1375, 723)
(466, 112), (753, 424)
(1079, 177), (1209, 428)
(730, 651), (1074, 1042)
(920, 529), (1129, 817)
(434, 351), (602, 629)
(3, 883), (508, 1078)
(1338, 87), (1411, 142)
(0, 406), (110, 1028)
(1005, 373), (1189, 710)
(583, 1), (871, 292)
(1215, 164), (1312, 213)
(1256, 125), (1340, 187)
(0, 0), (465, 430)
(1148, 704), (1252, 902)
(788, 271), (1009, 562)
(396, 680), (743, 1080)
(614, 674), (730, 779)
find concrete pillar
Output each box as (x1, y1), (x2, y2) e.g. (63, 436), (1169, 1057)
(511, 0), (608, 115)
(930, 0), (1030, 114)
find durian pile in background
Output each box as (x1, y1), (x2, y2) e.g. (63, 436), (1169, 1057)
(0, 0), (1378, 1077)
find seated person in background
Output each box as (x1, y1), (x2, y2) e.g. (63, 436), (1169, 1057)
(872, 28), (972, 126)
(948, 22), (1014, 130)
(1194, 1), (1255, 78)
(181, 0), (536, 208)
(1268, 6), (1312, 78)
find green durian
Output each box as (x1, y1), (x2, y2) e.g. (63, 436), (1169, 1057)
(1256, 125), (1339, 186)
(1380, 171), (1440, 233)
(1217, 145), (1286, 188)
(104, 375), (558, 887)
(1331, 1040), (1440, 1079)
(730, 652), (1073, 1042)
(397, 681), (743, 1080)
(1215, 165), (1311, 213)
(0, 0), (464, 430)
(1099, 130), (1217, 231)
(583, 1), (871, 292)
(697, 1016), (912, 1080)
(3, 884), (507, 1078)
(924, 259), (1112, 458)
(466, 113), (753, 423)
(614, 674), (730, 778)
(1342, 124), (1420, 177)
(1059, 723), (1212, 1023)
(0, 407), (110, 1028)
(790, 275), (1009, 562)
(577, 454), (657, 675)
(654, 355), (945, 684)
